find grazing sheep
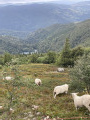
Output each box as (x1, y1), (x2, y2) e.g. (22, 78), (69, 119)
(10, 108), (14, 113)
(3, 76), (13, 81)
(57, 68), (64, 72)
(35, 78), (42, 86)
(53, 84), (69, 98)
(71, 93), (90, 111)
(0, 106), (3, 109)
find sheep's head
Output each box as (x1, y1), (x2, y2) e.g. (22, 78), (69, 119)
(71, 92), (79, 98)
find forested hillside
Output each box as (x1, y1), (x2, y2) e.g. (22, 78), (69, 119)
(0, 19), (90, 53)
(25, 19), (90, 52)
(0, 36), (32, 54)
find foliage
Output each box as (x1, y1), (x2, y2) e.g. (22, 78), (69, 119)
(0, 56), (4, 65)
(70, 53), (90, 93)
(4, 52), (12, 64)
(30, 54), (39, 63)
(70, 46), (84, 66)
(56, 39), (85, 67)
(40, 51), (56, 64)
(56, 38), (72, 67)
(1, 63), (24, 119)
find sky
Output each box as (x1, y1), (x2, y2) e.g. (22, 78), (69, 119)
(0, 0), (89, 4)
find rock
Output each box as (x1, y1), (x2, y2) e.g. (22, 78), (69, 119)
(32, 105), (39, 110)
(28, 112), (32, 114)
(44, 116), (49, 120)
(23, 117), (28, 120)
(36, 112), (41, 115)
(32, 118), (37, 120)
(28, 114), (34, 118)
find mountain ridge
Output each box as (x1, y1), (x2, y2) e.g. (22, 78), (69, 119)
(0, 1), (90, 32)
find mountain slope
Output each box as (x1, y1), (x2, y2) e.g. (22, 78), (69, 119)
(0, 1), (90, 31)
(26, 19), (90, 52)
(0, 35), (32, 54)
(0, 19), (90, 54)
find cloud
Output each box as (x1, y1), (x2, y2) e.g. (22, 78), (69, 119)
(0, 0), (58, 4)
(0, 0), (88, 4)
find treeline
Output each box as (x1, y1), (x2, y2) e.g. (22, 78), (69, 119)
(0, 39), (90, 68)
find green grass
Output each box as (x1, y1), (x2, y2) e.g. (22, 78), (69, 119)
(0, 64), (90, 119)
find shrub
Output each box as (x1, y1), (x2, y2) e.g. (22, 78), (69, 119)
(0, 65), (2, 69)
(4, 52), (12, 64)
(70, 53), (90, 93)
(0, 57), (4, 65)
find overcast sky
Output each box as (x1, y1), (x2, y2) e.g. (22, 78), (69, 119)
(0, 0), (89, 4)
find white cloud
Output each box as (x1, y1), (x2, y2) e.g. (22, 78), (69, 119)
(0, 0), (88, 4)
(0, 0), (56, 4)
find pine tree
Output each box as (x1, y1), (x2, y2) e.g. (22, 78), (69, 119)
(58, 38), (72, 67)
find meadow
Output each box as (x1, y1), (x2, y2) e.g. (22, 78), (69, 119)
(0, 63), (90, 120)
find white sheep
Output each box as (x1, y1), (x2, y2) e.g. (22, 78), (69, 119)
(71, 93), (90, 111)
(57, 68), (64, 72)
(3, 76), (13, 81)
(35, 78), (42, 86)
(10, 108), (14, 113)
(0, 106), (3, 109)
(53, 84), (69, 98)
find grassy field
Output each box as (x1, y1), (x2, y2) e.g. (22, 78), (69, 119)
(0, 63), (90, 120)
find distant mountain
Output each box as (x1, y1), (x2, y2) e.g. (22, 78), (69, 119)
(0, 1), (90, 32)
(0, 30), (30, 39)
(0, 19), (90, 54)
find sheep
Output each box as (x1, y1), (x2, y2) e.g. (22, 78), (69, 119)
(35, 78), (42, 86)
(0, 106), (3, 109)
(3, 76), (13, 81)
(57, 68), (64, 72)
(71, 93), (90, 111)
(53, 84), (69, 98)
(10, 108), (14, 113)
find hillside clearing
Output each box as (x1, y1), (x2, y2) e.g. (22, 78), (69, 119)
(0, 64), (90, 119)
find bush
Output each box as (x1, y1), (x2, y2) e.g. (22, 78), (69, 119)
(4, 52), (12, 64)
(30, 54), (38, 63)
(0, 65), (2, 69)
(0, 57), (4, 65)
(70, 53), (90, 93)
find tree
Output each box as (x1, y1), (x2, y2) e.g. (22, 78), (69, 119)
(70, 53), (90, 93)
(56, 38), (72, 67)
(70, 46), (84, 66)
(47, 51), (56, 64)
(30, 54), (38, 63)
(4, 52), (12, 64)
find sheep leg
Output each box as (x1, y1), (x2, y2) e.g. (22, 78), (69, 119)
(84, 104), (90, 112)
(75, 106), (79, 111)
(53, 92), (56, 99)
